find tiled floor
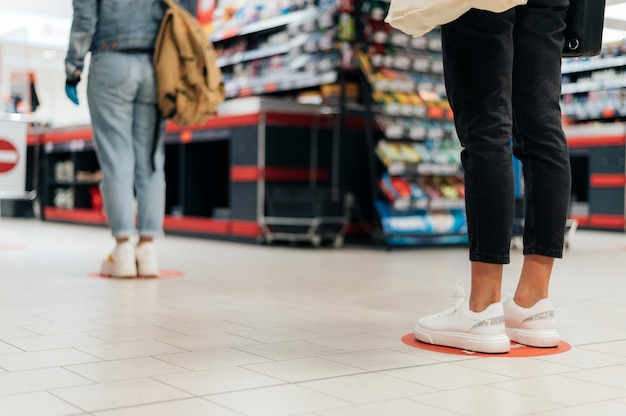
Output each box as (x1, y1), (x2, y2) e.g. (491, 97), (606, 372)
(1, 217), (626, 415)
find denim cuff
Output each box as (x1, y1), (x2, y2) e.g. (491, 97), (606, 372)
(470, 252), (511, 264)
(523, 247), (563, 259)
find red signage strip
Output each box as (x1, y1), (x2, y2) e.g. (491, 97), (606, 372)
(568, 135), (625, 148)
(27, 134), (39, 146)
(232, 166), (331, 182)
(569, 214), (589, 228)
(44, 207), (107, 224)
(264, 167), (330, 182)
(231, 166), (260, 182)
(164, 216), (230, 234)
(590, 174), (626, 188)
(166, 114), (260, 132)
(589, 214), (626, 229)
(231, 220), (261, 237)
(41, 128), (93, 144)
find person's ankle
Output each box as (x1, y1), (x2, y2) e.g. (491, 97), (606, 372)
(469, 297), (500, 313)
(137, 237), (153, 246)
(513, 294), (547, 308)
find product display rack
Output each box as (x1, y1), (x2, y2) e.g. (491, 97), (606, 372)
(561, 41), (626, 232)
(36, 97), (361, 243)
(561, 43), (626, 123)
(211, 1), (352, 102)
(355, 0), (468, 246)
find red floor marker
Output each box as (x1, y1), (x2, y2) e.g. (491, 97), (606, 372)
(89, 270), (184, 279)
(401, 333), (571, 357)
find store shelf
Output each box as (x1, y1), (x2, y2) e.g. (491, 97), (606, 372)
(561, 76), (626, 94)
(211, 8), (320, 42)
(562, 56), (626, 74)
(225, 70), (338, 98)
(562, 103), (626, 121)
(387, 162), (462, 176)
(216, 43), (291, 67)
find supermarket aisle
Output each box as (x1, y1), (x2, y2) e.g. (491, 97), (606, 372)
(0, 218), (625, 416)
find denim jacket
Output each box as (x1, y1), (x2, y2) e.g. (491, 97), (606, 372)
(65, 0), (165, 80)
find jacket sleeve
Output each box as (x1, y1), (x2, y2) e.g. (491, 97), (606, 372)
(65, 0), (98, 80)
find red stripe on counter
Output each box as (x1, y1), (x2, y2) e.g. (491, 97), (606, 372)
(231, 220), (261, 237)
(567, 135), (625, 148)
(44, 207), (107, 224)
(590, 174), (626, 188)
(589, 215), (626, 229)
(164, 216), (230, 234)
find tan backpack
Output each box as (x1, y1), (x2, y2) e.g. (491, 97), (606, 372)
(154, 0), (225, 126)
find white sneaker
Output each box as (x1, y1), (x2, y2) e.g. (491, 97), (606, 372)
(414, 297), (510, 354)
(503, 296), (559, 347)
(101, 241), (137, 278)
(135, 242), (159, 277)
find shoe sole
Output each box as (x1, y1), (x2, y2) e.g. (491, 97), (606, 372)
(414, 326), (510, 354)
(506, 327), (560, 348)
(137, 262), (159, 278)
(101, 261), (137, 279)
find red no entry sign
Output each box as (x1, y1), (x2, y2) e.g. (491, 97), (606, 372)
(0, 138), (19, 174)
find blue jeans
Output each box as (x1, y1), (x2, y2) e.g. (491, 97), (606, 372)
(87, 51), (166, 238)
(442, 0), (572, 264)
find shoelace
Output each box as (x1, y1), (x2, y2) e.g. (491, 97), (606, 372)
(428, 281), (468, 319)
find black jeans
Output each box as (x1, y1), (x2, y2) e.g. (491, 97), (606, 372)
(442, 0), (572, 264)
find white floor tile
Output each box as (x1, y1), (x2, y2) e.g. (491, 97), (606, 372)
(5, 333), (106, 352)
(321, 349), (438, 371)
(561, 365), (626, 390)
(51, 378), (192, 412)
(156, 348), (271, 371)
(306, 334), (402, 352)
(535, 401), (626, 416)
(85, 326), (187, 342)
(0, 314), (53, 326)
(0, 340), (24, 354)
(455, 356), (579, 378)
(231, 326), (327, 343)
(235, 340), (343, 360)
(156, 332), (261, 351)
(536, 347), (626, 369)
(0, 348), (100, 371)
(383, 362), (511, 390)
(207, 384), (350, 416)
(20, 320), (113, 336)
(155, 366), (284, 395)
(154, 319), (252, 335)
(75, 340), (187, 360)
(491, 374), (626, 406)
(65, 357), (188, 382)
(299, 372), (436, 404)
(0, 367), (92, 396)
(316, 398), (458, 416)
(0, 391), (83, 416)
(92, 398), (242, 416)
(243, 357), (364, 382)
(579, 340), (626, 357)
(0, 325), (38, 339)
(411, 384), (563, 416)
(292, 321), (387, 336)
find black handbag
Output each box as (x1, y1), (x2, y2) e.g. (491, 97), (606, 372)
(562, 0), (606, 57)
